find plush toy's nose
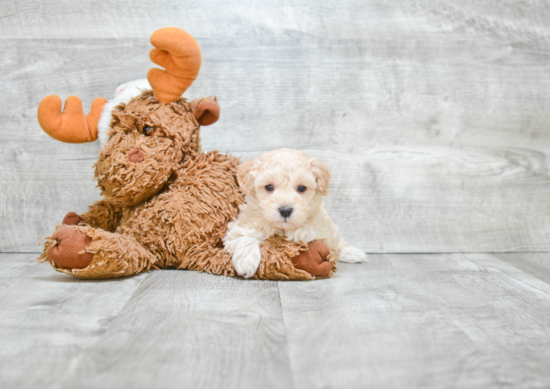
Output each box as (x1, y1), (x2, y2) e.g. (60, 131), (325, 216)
(279, 206), (293, 218)
(127, 149), (144, 163)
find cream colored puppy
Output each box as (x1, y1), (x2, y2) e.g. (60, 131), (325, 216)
(224, 148), (367, 278)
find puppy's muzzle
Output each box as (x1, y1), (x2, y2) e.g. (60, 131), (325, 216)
(278, 206), (293, 218)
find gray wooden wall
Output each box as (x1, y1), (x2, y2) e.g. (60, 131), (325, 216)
(1, 1), (550, 253)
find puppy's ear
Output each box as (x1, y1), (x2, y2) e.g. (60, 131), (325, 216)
(237, 159), (257, 194)
(311, 159), (331, 196)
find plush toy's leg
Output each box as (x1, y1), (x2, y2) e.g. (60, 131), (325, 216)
(38, 225), (157, 279)
(288, 240), (335, 277)
(255, 237), (337, 280)
(179, 237), (335, 280)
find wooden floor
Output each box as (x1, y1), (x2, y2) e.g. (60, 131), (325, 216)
(1, 252), (550, 389)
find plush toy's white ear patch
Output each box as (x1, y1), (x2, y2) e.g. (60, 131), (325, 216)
(97, 79), (151, 145)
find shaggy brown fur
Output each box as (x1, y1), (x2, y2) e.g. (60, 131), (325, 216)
(38, 91), (336, 280)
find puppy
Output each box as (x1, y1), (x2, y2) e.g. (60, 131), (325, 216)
(224, 148), (367, 278)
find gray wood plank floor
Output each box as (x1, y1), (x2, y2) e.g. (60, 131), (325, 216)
(1, 252), (550, 389)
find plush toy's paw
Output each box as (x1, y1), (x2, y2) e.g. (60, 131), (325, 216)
(62, 212), (83, 225)
(48, 226), (94, 269)
(230, 236), (262, 278)
(339, 246), (368, 263)
(291, 240), (332, 277)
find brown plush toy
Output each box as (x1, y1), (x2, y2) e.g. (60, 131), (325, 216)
(36, 27), (336, 280)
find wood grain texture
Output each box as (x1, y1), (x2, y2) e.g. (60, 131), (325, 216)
(2, 1), (550, 252)
(279, 255), (502, 388)
(280, 254), (550, 388)
(495, 252), (550, 284)
(3, 253), (550, 388)
(59, 271), (292, 389)
(385, 253), (550, 388)
(0, 254), (149, 389)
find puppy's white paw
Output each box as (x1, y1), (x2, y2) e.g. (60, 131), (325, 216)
(229, 237), (262, 278)
(286, 224), (318, 243)
(339, 246), (368, 263)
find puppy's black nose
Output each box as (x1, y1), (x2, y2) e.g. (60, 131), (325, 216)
(279, 206), (293, 218)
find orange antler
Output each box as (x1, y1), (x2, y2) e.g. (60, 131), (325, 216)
(147, 27), (202, 104)
(37, 95), (107, 143)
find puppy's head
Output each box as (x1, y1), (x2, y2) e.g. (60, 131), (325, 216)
(238, 148), (331, 231)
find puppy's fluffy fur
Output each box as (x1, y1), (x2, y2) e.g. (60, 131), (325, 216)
(224, 148), (367, 278)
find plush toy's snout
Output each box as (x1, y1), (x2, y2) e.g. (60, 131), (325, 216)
(127, 149), (144, 163)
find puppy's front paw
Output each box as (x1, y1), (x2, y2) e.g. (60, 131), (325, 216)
(339, 246), (368, 263)
(286, 224), (318, 243)
(230, 237), (262, 278)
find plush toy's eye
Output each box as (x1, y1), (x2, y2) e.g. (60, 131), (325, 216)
(143, 126), (155, 136)
(297, 185), (307, 193)
(265, 184), (274, 192)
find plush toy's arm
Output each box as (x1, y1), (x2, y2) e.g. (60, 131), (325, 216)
(63, 201), (124, 232)
(81, 201), (125, 231)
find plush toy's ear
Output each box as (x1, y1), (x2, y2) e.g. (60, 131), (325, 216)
(195, 97), (220, 126)
(237, 159), (257, 194)
(311, 159), (331, 196)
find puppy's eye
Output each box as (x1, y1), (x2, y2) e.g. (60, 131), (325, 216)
(297, 185), (307, 193)
(265, 184), (274, 192)
(143, 126), (155, 136)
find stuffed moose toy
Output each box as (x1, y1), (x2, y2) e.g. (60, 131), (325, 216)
(36, 27), (336, 280)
